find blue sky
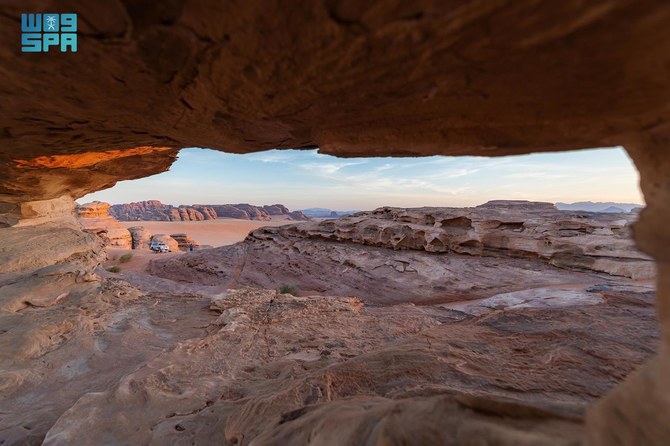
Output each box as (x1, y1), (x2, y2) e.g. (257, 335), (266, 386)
(80, 147), (643, 210)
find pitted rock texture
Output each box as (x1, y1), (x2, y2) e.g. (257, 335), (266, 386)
(0, 277), (215, 445)
(148, 203), (654, 303)
(1, 1), (669, 203)
(0, 224), (103, 277)
(76, 201), (132, 249)
(30, 286), (656, 445)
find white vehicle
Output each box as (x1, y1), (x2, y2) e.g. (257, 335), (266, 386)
(149, 241), (170, 253)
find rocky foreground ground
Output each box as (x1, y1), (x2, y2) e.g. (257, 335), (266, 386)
(0, 202), (659, 445)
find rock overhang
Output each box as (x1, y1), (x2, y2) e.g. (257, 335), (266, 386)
(1, 0), (669, 204)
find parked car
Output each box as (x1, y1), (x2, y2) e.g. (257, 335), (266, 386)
(149, 241), (170, 253)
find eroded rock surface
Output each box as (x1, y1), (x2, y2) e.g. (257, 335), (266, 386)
(76, 201), (132, 249)
(151, 234), (179, 252)
(27, 285), (655, 445)
(128, 226), (153, 250)
(0, 2), (669, 204)
(148, 203), (654, 303)
(0, 277), (215, 445)
(0, 199), (660, 444)
(109, 200), (309, 222)
(170, 233), (199, 251)
(1, 1), (669, 443)
(110, 200), (216, 221)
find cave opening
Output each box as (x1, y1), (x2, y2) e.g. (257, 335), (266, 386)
(0, 141), (664, 445)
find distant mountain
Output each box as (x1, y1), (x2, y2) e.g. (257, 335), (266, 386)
(300, 208), (360, 218)
(109, 200), (309, 221)
(601, 206), (625, 213)
(555, 201), (643, 213)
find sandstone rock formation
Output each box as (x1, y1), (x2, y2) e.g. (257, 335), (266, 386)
(109, 200), (308, 221)
(0, 196), (79, 228)
(301, 208), (360, 218)
(262, 204), (290, 215)
(75, 201), (112, 219)
(191, 205), (218, 220)
(148, 203), (654, 304)
(170, 233), (199, 251)
(227, 203), (271, 221)
(0, 282), (652, 445)
(1, 1), (670, 444)
(150, 234), (179, 252)
(109, 200), (216, 221)
(288, 210), (310, 221)
(127, 226), (152, 250)
(76, 201), (132, 249)
(1, 1), (668, 206)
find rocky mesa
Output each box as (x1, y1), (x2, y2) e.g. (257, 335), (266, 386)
(109, 200), (309, 222)
(148, 201), (654, 304)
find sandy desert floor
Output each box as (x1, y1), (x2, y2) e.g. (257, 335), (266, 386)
(119, 217), (293, 247)
(106, 218), (295, 273)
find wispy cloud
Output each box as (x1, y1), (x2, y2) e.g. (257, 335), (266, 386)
(80, 147), (643, 209)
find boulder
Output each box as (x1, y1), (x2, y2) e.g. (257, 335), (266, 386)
(151, 234), (179, 252)
(128, 226), (152, 250)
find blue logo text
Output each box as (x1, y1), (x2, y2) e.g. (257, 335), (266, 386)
(21, 13), (77, 53)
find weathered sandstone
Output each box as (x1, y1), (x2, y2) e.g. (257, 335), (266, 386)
(148, 203), (654, 304)
(109, 200), (216, 222)
(128, 226), (152, 250)
(109, 200), (307, 221)
(0, 1), (669, 444)
(0, 224), (104, 313)
(1, 1), (669, 205)
(151, 234), (179, 252)
(76, 201), (132, 249)
(170, 233), (199, 251)
(32, 286), (656, 445)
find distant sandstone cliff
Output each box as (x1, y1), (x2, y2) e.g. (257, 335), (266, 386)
(108, 200), (309, 222)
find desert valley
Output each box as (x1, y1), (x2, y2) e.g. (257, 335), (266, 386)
(1, 1), (669, 445)
(0, 195), (660, 444)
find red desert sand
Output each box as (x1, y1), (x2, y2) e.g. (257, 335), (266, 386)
(119, 217), (292, 247)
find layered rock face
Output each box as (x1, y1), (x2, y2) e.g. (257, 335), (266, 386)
(76, 201), (132, 249)
(148, 202), (654, 304)
(109, 200), (308, 221)
(109, 200), (216, 221)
